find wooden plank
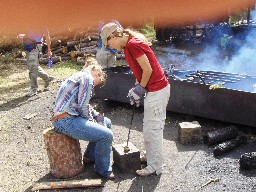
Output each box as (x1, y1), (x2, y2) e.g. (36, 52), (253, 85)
(31, 179), (104, 191)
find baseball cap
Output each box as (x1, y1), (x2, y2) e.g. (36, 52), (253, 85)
(100, 22), (120, 49)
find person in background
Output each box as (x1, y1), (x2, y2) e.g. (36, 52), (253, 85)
(100, 22), (170, 176)
(51, 61), (115, 180)
(96, 20), (123, 68)
(23, 30), (54, 97)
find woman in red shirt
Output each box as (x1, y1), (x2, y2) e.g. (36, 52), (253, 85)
(100, 22), (170, 176)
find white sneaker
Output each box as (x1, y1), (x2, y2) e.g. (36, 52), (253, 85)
(44, 76), (54, 88)
(136, 168), (156, 176)
(26, 89), (37, 97)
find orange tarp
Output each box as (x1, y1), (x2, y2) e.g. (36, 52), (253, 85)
(0, 0), (254, 35)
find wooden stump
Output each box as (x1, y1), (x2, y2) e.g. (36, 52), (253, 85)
(43, 128), (84, 178)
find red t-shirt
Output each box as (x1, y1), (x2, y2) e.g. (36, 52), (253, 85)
(124, 36), (169, 92)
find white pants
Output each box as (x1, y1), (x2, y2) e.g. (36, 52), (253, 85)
(96, 49), (116, 68)
(26, 48), (49, 91)
(143, 84), (170, 174)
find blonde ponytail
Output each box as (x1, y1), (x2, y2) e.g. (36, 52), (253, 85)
(123, 29), (149, 43)
(113, 28), (151, 45)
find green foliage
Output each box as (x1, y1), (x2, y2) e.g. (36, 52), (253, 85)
(0, 53), (16, 63)
(0, 78), (5, 85)
(139, 24), (155, 38)
(229, 8), (250, 25)
(0, 36), (22, 54)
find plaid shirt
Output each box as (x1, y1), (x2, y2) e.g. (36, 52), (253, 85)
(53, 69), (98, 119)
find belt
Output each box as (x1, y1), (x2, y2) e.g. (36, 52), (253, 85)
(50, 112), (70, 121)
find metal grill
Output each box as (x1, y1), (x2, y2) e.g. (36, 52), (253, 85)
(95, 66), (256, 127)
(169, 69), (256, 92)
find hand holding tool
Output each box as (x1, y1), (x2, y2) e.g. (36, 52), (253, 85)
(95, 113), (106, 126)
(96, 113), (104, 123)
(127, 84), (147, 107)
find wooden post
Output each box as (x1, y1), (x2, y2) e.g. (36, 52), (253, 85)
(43, 128), (84, 178)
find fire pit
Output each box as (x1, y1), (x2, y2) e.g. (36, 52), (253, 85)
(95, 66), (256, 127)
(170, 69), (256, 92)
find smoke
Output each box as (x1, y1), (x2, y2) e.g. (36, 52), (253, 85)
(159, 10), (256, 76)
(227, 19), (256, 75)
(158, 44), (228, 73)
(227, 43), (256, 75)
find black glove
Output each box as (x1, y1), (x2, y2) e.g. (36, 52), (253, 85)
(128, 84), (147, 107)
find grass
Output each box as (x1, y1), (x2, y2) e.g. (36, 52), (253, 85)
(0, 53), (17, 64)
(46, 61), (83, 80)
(0, 61), (82, 88)
(0, 60), (82, 104)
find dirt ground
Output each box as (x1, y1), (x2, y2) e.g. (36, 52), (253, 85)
(0, 51), (256, 192)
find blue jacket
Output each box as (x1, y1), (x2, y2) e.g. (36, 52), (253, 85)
(23, 33), (43, 52)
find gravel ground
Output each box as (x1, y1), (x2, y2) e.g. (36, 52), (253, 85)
(1, 74), (256, 192)
(0, 53), (256, 192)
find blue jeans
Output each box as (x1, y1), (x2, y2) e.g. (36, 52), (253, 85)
(52, 115), (113, 178)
